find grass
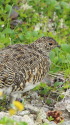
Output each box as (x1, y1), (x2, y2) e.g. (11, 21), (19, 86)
(0, 0), (70, 124)
(0, 117), (28, 125)
(0, 0), (70, 79)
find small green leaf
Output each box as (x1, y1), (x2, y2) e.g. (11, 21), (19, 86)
(3, 28), (14, 34)
(48, 116), (54, 121)
(54, 82), (64, 87)
(46, 99), (52, 105)
(49, 51), (55, 60)
(61, 44), (70, 53)
(5, 4), (12, 12)
(18, 122), (28, 125)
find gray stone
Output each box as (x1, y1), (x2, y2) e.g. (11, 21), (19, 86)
(58, 121), (70, 125)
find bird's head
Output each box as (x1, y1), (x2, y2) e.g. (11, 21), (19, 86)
(35, 36), (60, 52)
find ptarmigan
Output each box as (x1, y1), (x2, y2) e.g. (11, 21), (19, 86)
(0, 37), (60, 98)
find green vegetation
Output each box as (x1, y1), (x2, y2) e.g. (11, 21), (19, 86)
(0, 0), (70, 124)
(48, 116), (54, 121)
(0, 117), (28, 125)
(0, 0), (70, 79)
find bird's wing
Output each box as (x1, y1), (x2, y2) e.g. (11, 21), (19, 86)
(0, 44), (50, 91)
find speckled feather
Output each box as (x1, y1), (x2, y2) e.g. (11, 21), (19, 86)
(0, 37), (59, 94)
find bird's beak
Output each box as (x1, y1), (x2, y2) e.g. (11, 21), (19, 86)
(57, 45), (61, 48)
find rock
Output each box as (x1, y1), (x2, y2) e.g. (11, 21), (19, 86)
(0, 112), (35, 125)
(10, 19), (23, 28)
(19, 115), (35, 125)
(58, 121), (70, 125)
(19, 110), (30, 116)
(49, 121), (57, 125)
(10, 9), (18, 19)
(25, 103), (40, 114)
(55, 89), (70, 121)
(36, 108), (48, 124)
(55, 89), (70, 112)
(0, 112), (9, 119)
(12, 115), (35, 125)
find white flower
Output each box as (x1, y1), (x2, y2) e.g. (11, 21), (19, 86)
(21, 3), (32, 10)
(1, 24), (4, 28)
(34, 23), (43, 31)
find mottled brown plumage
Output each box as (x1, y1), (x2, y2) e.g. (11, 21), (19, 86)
(0, 37), (59, 96)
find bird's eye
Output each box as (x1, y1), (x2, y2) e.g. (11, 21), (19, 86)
(49, 43), (53, 45)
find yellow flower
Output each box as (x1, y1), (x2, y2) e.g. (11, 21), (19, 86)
(13, 101), (24, 111)
(9, 108), (16, 115)
(0, 91), (3, 96)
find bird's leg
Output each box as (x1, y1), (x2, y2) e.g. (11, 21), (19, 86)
(10, 92), (22, 103)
